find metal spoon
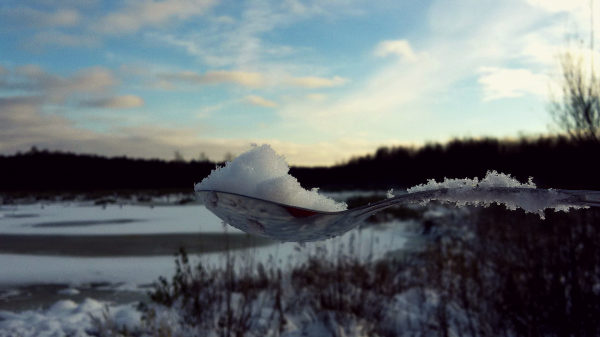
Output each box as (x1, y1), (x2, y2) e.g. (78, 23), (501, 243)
(195, 188), (600, 242)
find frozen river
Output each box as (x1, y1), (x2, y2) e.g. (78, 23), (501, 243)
(0, 194), (421, 310)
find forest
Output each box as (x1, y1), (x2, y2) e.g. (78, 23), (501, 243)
(1, 135), (598, 194)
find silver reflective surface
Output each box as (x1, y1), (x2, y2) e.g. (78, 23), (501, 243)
(195, 188), (600, 242)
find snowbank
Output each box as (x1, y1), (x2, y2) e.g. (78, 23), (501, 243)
(0, 298), (142, 337)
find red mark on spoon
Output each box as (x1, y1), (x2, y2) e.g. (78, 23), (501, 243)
(286, 206), (319, 218)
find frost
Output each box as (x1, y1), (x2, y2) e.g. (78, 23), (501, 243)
(407, 170), (585, 218)
(195, 144), (347, 212)
(386, 189), (395, 199)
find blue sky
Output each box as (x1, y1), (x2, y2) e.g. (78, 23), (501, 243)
(0, 0), (592, 166)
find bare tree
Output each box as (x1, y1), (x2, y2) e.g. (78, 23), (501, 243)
(174, 150), (185, 162)
(550, 1), (600, 142)
(550, 49), (600, 142)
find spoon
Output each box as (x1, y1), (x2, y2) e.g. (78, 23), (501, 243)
(195, 188), (600, 242)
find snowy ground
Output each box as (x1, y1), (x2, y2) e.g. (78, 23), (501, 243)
(0, 192), (430, 336)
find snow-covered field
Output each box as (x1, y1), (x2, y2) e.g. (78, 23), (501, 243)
(0, 193), (426, 336)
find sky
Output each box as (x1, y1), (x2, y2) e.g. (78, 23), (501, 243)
(0, 0), (594, 166)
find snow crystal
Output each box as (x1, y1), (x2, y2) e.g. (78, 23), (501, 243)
(407, 170), (585, 218)
(386, 189), (395, 199)
(195, 144), (347, 212)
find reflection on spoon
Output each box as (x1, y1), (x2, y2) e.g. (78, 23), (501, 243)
(196, 188), (600, 243)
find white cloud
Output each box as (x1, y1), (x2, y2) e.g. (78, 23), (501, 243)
(287, 76), (348, 88)
(197, 103), (227, 117)
(0, 98), (403, 165)
(523, 0), (583, 12)
(24, 31), (99, 50)
(153, 66), (347, 90)
(120, 64), (150, 76)
(520, 39), (560, 66)
(374, 39), (420, 61)
(80, 95), (145, 109)
(93, 0), (216, 34)
(0, 96), (82, 152)
(214, 15), (235, 24)
(307, 93), (327, 101)
(68, 67), (117, 92)
(15, 64), (47, 78)
(478, 67), (549, 101)
(159, 70), (265, 88)
(0, 85), (405, 166)
(0, 96), (200, 160)
(244, 95), (278, 108)
(25, 0), (100, 6)
(277, 52), (442, 136)
(148, 79), (178, 90)
(0, 7), (81, 29)
(150, 0), (374, 69)
(273, 0), (573, 141)
(48, 67), (117, 102)
(0, 64), (122, 111)
(1, 0), (584, 163)
(9, 65), (118, 102)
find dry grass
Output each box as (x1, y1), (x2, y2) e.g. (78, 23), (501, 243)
(143, 206), (600, 336)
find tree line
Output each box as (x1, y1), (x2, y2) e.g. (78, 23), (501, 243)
(1, 135), (598, 193)
(291, 136), (600, 191)
(0, 148), (217, 193)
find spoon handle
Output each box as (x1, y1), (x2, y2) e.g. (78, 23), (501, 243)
(348, 187), (600, 221)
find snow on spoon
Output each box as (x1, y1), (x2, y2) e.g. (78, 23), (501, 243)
(195, 144), (600, 243)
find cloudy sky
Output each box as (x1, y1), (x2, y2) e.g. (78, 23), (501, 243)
(0, 0), (592, 166)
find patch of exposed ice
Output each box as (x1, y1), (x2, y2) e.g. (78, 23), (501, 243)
(195, 144), (347, 212)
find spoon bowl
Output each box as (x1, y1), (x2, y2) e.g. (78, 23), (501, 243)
(196, 188), (600, 242)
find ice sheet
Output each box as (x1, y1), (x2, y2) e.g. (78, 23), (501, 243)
(0, 218), (413, 287)
(0, 204), (230, 235)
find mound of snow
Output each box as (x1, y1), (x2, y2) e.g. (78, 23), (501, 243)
(195, 144), (347, 212)
(0, 298), (142, 337)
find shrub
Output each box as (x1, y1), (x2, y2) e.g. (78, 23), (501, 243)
(414, 205), (600, 336)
